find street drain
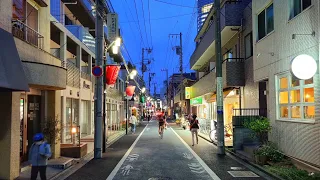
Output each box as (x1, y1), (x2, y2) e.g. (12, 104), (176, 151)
(148, 177), (173, 180)
(227, 171), (260, 177)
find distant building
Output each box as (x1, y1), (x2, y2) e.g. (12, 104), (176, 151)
(197, 0), (213, 31)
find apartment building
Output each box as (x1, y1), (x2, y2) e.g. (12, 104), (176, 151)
(188, 0), (259, 145)
(252, 0), (319, 167)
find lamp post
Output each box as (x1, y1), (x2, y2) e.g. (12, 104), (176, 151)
(125, 69), (137, 135)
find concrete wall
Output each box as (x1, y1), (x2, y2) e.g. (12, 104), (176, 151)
(0, 92), (21, 180)
(0, 0), (12, 32)
(252, 0), (320, 166)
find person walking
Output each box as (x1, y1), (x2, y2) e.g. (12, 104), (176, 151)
(190, 114), (200, 146)
(29, 133), (52, 180)
(129, 113), (137, 134)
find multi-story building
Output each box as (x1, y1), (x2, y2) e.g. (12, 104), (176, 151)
(189, 0), (256, 145)
(0, 0), (125, 178)
(197, 0), (213, 32)
(252, 0), (319, 167)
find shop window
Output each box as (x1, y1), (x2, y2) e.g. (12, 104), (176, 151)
(291, 0), (312, 19)
(257, 3), (274, 40)
(277, 74), (314, 120)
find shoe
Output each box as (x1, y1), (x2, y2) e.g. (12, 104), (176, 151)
(192, 144), (194, 146)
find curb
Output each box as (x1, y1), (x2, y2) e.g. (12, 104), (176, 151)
(50, 131), (126, 180)
(197, 134), (283, 180)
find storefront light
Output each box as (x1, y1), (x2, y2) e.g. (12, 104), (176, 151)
(71, 127), (77, 134)
(291, 54), (317, 80)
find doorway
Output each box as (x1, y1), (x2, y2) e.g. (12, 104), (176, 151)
(259, 80), (268, 117)
(27, 95), (42, 152)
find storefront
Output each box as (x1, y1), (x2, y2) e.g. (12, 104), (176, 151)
(105, 97), (125, 139)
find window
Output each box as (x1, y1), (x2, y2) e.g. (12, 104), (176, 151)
(245, 32), (253, 58)
(277, 74), (315, 120)
(257, 3), (274, 40)
(291, 0), (312, 18)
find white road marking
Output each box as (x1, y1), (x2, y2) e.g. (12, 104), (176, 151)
(126, 154), (139, 162)
(171, 127), (221, 180)
(121, 165), (133, 176)
(183, 152), (193, 160)
(106, 124), (148, 180)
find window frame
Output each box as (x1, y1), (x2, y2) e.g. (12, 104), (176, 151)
(257, 3), (274, 40)
(244, 32), (253, 59)
(276, 73), (315, 122)
(291, 0), (312, 19)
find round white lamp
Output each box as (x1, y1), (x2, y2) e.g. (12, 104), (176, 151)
(291, 54), (317, 80)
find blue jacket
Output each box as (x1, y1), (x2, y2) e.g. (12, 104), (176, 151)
(28, 142), (52, 166)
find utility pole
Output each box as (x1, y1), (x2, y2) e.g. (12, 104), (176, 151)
(179, 32), (183, 102)
(141, 48), (153, 84)
(161, 69), (168, 108)
(153, 82), (157, 96)
(94, 0), (105, 159)
(215, 0), (225, 155)
(149, 72), (155, 95)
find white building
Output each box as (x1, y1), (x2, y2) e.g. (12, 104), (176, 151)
(252, 0), (320, 166)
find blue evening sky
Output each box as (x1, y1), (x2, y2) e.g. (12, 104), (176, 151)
(111, 0), (197, 93)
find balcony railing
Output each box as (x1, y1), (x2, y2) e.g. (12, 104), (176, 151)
(233, 108), (267, 117)
(66, 25), (95, 53)
(81, 71), (91, 81)
(12, 19), (44, 49)
(67, 60), (80, 88)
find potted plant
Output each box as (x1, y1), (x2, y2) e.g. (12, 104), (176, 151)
(243, 116), (271, 144)
(254, 145), (269, 165)
(42, 116), (61, 158)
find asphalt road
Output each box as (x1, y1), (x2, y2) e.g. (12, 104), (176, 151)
(65, 120), (274, 180)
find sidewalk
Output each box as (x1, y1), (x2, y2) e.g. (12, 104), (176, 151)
(63, 123), (147, 180)
(17, 130), (126, 180)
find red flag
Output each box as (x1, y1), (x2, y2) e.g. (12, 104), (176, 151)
(105, 65), (120, 86)
(126, 85), (136, 97)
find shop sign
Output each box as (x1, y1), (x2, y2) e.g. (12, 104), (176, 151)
(106, 13), (119, 41)
(190, 97), (203, 105)
(185, 87), (191, 99)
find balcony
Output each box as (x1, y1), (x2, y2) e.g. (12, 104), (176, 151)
(12, 19), (44, 49)
(67, 60), (80, 88)
(190, 58), (244, 98)
(66, 25), (95, 53)
(190, 2), (250, 70)
(61, 0), (96, 35)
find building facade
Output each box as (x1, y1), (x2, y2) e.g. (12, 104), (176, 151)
(252, 0), (320, 166)
(197, 0), (213, 32)
(189, 0), (257, 145)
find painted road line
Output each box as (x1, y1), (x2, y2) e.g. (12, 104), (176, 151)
(106, 124), (148, 180)
(170, 127), (221, 180)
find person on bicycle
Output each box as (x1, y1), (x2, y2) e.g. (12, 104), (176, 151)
(157, 114), (165, 138)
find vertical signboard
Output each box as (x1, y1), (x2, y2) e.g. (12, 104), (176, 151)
(185, 87), (191, 99)
(107, 13), (119, 41)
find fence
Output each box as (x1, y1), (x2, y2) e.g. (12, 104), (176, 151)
(12, 19), (44, 49)
(233, 108), (267, 117)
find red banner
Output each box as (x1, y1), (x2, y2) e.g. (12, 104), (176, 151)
(126, 85), (136, 97)
(105, 65), (120, 85)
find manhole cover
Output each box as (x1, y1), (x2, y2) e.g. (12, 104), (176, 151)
(227, 171), (259, 177)
(148, 177), (173, 180)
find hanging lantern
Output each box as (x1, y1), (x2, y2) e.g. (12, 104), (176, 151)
(126, 85), (136, 97)
(105, 65), (120, 86)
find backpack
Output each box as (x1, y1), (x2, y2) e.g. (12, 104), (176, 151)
(39, 142), (52, 158)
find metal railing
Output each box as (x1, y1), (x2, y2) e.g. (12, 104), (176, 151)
(67, 60), (80, 88)
(81, 71), (91, 81)
(12, 19), (44, 49)
(233, 108), (267, 117)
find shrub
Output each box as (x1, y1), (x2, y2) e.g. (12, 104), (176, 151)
(266, 166), (320, 180)
(255, 143), (284, 163)
(244, 116), (271, 144)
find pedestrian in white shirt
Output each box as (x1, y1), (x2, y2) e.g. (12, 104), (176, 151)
(129, 113), (137, 134)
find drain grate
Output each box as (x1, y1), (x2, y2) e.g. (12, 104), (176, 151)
(148, 177), (173, 180)
(228, 171), (260, 177)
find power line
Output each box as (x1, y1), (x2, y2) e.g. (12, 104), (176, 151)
(119, 12), (196, 23)
(153, 0), (197, 9)
(140, 0), (150, 47)
(147, 0), (153, 48)
(133, 0), (147, 47)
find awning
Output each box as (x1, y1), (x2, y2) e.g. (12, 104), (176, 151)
(0, 28), (29, 91)
(208, 89), (233, 103)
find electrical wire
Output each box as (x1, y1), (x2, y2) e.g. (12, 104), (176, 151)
(153, 0), (197, 9)
(133, 0), (147, 47)
(119, 12), (196, 23)
(140, 0), (150, 47)
(147, 0), (153, 48)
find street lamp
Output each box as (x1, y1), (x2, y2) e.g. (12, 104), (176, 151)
(125, 70), (137, 135)
(291, 54), (317, 80)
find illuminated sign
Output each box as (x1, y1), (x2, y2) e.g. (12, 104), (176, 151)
(190, 97), (203, 105)
(185, 87), (191, 99)
(107, 13), (119, 42)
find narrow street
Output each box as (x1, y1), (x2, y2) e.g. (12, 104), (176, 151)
(65, 121), (273, 180)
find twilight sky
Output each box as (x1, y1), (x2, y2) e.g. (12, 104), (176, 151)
(111, 0), (197, 93)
